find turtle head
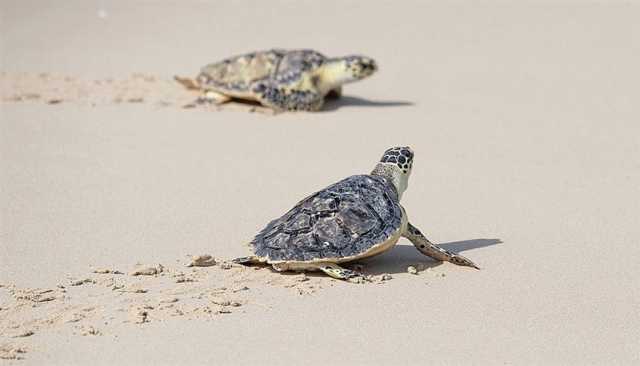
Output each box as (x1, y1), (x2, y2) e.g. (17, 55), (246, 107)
(371, 146), (414, 200)
(320, 55), (377, 91)
(342, 55), (377, 80)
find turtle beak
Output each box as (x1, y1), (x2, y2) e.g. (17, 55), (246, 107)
(362, 59), (377, 75)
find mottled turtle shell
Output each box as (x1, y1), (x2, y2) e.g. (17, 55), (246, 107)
(197, 49), (327, 95)
(252, 175), (403, 262)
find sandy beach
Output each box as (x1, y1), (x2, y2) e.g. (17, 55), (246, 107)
(1, 1), (639, 364)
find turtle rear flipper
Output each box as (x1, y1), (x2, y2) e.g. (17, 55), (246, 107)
(270, 262), (363, 281)
(319, 263), (363, 280)
(174, 75), (200, 90)
(232, 256), (261, 265)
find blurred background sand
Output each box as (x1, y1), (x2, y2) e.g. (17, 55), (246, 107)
(1, 1), (639, 364)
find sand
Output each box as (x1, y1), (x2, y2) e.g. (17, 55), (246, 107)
(1, 1), (640, 364)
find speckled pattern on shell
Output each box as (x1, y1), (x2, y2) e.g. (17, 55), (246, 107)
(196, 49), (326, 93)
(251, 175), (403, 262)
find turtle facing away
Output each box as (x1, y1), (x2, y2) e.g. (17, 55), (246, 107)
(234, 147), (479, 280)
(189, 49), (377, 111)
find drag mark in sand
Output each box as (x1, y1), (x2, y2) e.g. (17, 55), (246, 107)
(0, 72), (276, 114)
(0, 254), (450, 360)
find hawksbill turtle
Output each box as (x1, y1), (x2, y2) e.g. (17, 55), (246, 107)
(177, 49), (377, 111)
(233, 147), (479, 279)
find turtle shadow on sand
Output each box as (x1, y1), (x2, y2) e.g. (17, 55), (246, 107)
(354, 238), (503, 276)
(196, 95), (413, 114)
(258, 238), (502, 279)
(321, 95), (414, 112)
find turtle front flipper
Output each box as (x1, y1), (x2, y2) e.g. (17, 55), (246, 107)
(403, 222), (480, 269)
(251, 81), (323, 112)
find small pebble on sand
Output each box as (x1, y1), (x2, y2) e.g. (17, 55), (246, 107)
(186, 255), (216, 267)
(130, 264), (164, 276)
(93, 268), (124, 275)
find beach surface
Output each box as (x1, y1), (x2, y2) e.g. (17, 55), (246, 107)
(1, 1), (639, 364)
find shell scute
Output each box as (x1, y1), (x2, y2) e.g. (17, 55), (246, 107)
(337, 204), (379, 236)
(284, 213), (312, 233)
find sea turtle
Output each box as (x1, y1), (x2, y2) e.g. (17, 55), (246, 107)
(179, 49), (377, 111)
(233, 147), (479, 280)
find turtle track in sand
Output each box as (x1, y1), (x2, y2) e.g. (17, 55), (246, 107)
(0, 254), (444, 361)
(0, 72), (276, 114)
